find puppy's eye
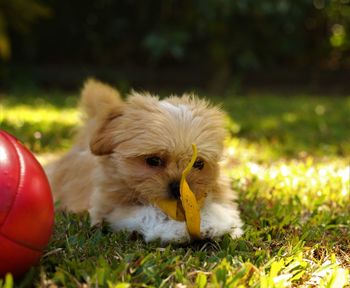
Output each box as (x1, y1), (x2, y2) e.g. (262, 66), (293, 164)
(146, 156), (164, 167)
(193, 159), (204, 170)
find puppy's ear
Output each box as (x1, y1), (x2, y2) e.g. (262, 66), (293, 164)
(90, 108), (123, 155)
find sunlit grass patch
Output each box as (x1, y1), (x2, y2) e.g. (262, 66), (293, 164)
(0, 92), (80, 152)
(221, 138), (350, 286)
(2, 105), (78, 126)
(225, 147), (349, 210)
(205, 251), (349, 287)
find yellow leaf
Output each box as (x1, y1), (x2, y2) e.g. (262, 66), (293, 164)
(155, 144), (202, 239)
(180, 177), (201, 239)
(155, 199), (178, 220)
(180, 144), (201, 239)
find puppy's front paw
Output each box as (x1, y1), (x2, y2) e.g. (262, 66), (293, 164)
(229, 226), (244, 239)
(200, 202), (244, 239)
(141, 208), (190, 243)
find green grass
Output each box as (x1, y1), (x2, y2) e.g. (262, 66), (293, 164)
(0, 90), (349, 287)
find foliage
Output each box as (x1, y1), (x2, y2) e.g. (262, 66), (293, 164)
(0, 89), (349, 287)
(2, 0), (350, 73)
(0, 0), (50, 60)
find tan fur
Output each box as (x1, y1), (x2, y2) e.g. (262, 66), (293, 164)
(46, 79), (237, 226)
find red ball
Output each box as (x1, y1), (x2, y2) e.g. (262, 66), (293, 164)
(0, 130), (54, 277)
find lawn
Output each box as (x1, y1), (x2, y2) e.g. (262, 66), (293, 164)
(0, 89), (349, 287)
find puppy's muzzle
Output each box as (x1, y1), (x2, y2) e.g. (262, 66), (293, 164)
(168, 181), (180, 199)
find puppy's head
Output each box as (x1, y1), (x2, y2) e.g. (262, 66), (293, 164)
(90, 91), (227, 204)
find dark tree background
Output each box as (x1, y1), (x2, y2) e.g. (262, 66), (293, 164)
(1, 0), (350, 92)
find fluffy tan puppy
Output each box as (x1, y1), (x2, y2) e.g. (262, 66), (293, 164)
(46, 79), (243, 242)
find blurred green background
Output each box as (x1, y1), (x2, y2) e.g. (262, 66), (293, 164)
(1, 0), (350, 92)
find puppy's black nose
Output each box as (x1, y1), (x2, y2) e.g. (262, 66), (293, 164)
(169, 181), (180, 199)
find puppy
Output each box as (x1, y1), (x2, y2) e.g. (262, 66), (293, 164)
(46, 79), (243, 243)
